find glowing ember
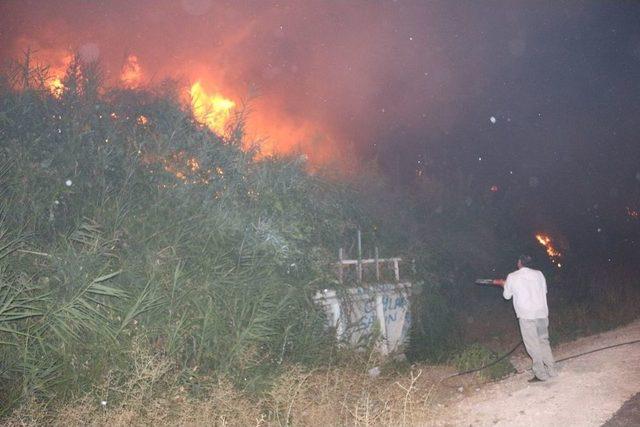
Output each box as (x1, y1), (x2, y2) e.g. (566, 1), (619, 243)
(189, 81), (235, 135)
(120, 54), (143, 88)
(187, 157), (200, 172)
(137, 115), (148, 125)
(147, 150), (213, 185)
(161, 151), (186, 181)
(535, 233), (562, 267)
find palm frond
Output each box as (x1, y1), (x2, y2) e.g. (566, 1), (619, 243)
(117, 279), (165, 336)
(37, 270), (125, 345)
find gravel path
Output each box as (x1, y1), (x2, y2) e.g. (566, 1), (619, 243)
(430, 319), (640, 426)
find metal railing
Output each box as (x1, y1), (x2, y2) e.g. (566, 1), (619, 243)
(337, 230), (401, 283)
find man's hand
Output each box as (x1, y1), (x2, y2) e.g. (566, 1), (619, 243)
(492, 279), (505, 287)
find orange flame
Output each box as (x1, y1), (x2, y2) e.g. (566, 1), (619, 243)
(189, 81), (235, 135)
(535, 233), (562, 267)
(48, 77), (65, 97)
(120, 54), (143, 88)
(28, 48), (336, 166)
(31, 48), (335, 165)
(45, 53), (73, 97)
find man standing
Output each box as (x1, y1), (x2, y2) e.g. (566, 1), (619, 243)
(497, 255), (557, 382)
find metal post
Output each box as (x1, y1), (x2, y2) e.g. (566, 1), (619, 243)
(394, 259), (400, 282)
(338, 248), (344, 283)
(357, 229), (362, 283)
(375, 247), (380, 282)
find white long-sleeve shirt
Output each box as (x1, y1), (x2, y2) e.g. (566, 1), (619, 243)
(503, 267), (549, 319)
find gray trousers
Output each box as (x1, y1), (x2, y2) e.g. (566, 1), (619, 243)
(518, 318), (557, 380)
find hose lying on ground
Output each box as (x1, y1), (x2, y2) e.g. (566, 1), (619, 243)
(444, 337), (640, 381)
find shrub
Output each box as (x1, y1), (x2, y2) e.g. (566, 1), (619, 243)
(451, 343), (514, 381)
(0, 53), (408, 411)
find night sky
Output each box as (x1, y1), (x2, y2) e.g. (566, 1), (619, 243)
(2, 1), (640, 262)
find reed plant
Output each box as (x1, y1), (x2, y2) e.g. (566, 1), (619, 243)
(0, 54), (370, 412)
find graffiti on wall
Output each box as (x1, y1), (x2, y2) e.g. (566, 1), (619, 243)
(313, 283), (411, 355)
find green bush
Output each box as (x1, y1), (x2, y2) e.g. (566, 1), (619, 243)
(0, 55), (378, 408)
(451, 343), (514, 381)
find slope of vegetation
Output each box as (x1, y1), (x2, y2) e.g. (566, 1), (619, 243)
(0, 56), (385, 409)
(2, 56), (639, 425)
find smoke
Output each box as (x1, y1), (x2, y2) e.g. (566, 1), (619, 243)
(1, 1), (471, 163)
(0, 1), (603, 169)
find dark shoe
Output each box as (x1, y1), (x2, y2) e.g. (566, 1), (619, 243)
(528, 377), (544, 383)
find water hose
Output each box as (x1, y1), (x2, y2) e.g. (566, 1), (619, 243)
(445, 337), (640, 380)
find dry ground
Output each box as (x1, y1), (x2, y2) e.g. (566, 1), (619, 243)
(5, 320), (640, 426)
(429, 319), (640, 426)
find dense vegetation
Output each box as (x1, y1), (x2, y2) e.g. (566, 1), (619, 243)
(1, 56), (638, 422)
(0, 56), (382, 407)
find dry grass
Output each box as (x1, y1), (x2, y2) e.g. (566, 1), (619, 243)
(3, 360), (478, 426)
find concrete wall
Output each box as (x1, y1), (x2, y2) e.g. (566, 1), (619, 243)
(313, 283), (411, 355)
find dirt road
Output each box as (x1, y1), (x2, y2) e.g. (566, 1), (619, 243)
(431, 319), (640, 426)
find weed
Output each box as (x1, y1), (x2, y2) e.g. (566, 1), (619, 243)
(451, 343), (514, 381)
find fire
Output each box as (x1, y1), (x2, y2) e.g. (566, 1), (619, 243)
(21, 49), (333, 165)
(535, 233), (562, 267)
(48, 77), (65, 97)
(189, 81), (235, 135)
(120, 54), (143, 88)
(45, 53), (73, 97)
